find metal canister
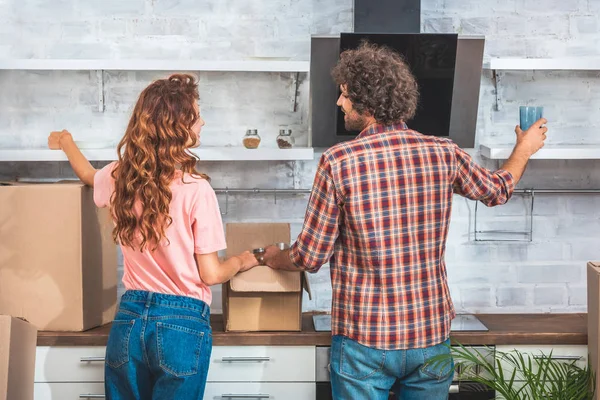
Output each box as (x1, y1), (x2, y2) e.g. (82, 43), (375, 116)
(252, 247), (265, 264)
(274, 242), (290, 250)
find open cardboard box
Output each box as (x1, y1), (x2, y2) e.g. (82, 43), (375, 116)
(0, 181), (117, 331)
(222, 223), (311, 332)
(588, 261), (600, 399)
(0, 315), (37, 400)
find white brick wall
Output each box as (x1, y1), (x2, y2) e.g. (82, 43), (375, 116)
(2, 0), (599, 314)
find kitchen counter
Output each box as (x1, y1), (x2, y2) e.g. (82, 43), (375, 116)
(37, 313), (587, 347)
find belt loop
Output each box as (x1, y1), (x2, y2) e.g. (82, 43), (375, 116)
(145, 292), (153, 308)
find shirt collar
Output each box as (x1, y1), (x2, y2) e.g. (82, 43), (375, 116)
(356, 121), (408, 139)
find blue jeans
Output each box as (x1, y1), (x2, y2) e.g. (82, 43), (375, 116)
(104, 290), (212, 400)
(330, 335), (454, 400)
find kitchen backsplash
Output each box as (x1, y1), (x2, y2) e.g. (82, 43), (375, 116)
(2, 0), (600, 314)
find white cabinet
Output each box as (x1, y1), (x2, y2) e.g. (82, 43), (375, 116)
(34, 383), (105, 400)
(208, 346), (315, 382)
(34, 346), (316, 400)
(35, 347), (106, 383)
(204, 383), (315, 400)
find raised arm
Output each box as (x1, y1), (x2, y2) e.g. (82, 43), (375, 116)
(48, 130), (97, 187)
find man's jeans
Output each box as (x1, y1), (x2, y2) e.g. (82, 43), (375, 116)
(104, 290), (212, 400)
(330, 335), (454, 400)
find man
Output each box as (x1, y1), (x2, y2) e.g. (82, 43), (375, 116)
(263, 42), (547, 399)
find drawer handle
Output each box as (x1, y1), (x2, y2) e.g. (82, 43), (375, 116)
(221, 395), (270, 399)
(221, 357), (271, 363)
(79, 395), (105, 399)
(449, 385), (459, 394)
(533, 355), (583, 361)
(80, 357), (106, 362)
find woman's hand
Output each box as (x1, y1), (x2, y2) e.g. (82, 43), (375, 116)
(238, 251), (260, 272)
(48, 129), (73, 150)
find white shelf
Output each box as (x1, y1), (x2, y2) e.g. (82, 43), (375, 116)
(483, 58), (600, 71)
(480, 144), (600, 160)
(0, 147), (315, 162)
(0, 59), (310, 72)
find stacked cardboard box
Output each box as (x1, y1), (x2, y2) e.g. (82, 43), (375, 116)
(587, 261), (600, 399)
(0, 315), (37, 400)
(0, 182), (117, 331)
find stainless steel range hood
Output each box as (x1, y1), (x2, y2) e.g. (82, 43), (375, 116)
(308, 34), (485, 149)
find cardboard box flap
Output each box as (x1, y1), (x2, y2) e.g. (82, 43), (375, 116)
(230, 266), (301, 292)
(225, 223), (290, 259)
(590, 261), (600, 270)
(302, 272), (313, 300)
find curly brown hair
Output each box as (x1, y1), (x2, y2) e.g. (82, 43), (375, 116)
(111, 73), (208, 251)
(331, 41), (419, 125)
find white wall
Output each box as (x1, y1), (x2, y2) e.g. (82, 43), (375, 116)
(2, 0), (599, 314)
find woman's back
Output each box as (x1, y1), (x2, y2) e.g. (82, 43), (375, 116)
(94, 162), (225, 305)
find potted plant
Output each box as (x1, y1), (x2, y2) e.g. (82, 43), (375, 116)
(427, 343), (595, 400)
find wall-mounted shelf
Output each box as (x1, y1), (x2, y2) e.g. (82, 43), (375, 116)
(0, 147), (315, 162)
(483, 58), (600, 110)
(0, 59), (309, 113)
(483, 58), (600, 71)
(0, 59), (310, 72)
(480, 144), (600, 160)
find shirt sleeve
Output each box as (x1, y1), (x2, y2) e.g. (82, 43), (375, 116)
(191, 180), (227, 254)
(452, 144), (515, 206)
(289, 154), (340, 272)
(93, 162), (117, 208)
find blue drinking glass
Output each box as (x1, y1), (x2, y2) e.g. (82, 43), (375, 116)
(519, 106), (544, 131)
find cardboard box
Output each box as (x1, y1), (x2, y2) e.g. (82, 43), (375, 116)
(588, 261), (600, 399)
(0, 182), (117, 331)
(222, 223), (311, 332)
(0, 315), (37, 400)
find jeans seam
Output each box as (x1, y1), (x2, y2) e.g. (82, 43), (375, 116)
(147, 315), (209, 324)
(115, 309), (140, 318)
(106, 320), (134, 369)
(149, 302), (207, 313)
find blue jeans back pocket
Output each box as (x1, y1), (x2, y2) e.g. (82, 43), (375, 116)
(336, 336), (386, 380)
(106, 320), (135, 369)
(420, 339), (454, 381)
(157, 322), (205, 377)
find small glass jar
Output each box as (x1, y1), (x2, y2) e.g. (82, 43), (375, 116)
(276, 129), (294, 149)
(243, 129), (261, 149)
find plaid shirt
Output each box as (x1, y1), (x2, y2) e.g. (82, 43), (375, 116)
(290, 123), (515, 350)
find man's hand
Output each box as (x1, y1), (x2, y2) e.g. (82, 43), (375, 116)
(48, 129), (73, 150)
(515, 117), (548, 157)
(500, 118), (549, 186)
(263, 245), (282, 269)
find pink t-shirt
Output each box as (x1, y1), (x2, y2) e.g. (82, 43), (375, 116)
(93, 162), (226, 305)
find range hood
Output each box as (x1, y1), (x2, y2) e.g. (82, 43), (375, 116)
(309, 0), (484, 149)
(354, 0), (420, 33)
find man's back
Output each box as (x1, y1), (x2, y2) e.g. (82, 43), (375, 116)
(314, 122), (514, 350)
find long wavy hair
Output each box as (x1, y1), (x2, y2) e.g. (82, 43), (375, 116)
(111, 73), (208, 251)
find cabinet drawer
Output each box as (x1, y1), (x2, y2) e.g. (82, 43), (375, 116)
(34, 382), (105, 400)
(35, 347), (106, 383)
(204, 383), (316, 400)
(34, 382), (315, 400)
(207, 346), (315, 382)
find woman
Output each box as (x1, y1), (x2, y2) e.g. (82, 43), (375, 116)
(48, 73), (258, 399)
